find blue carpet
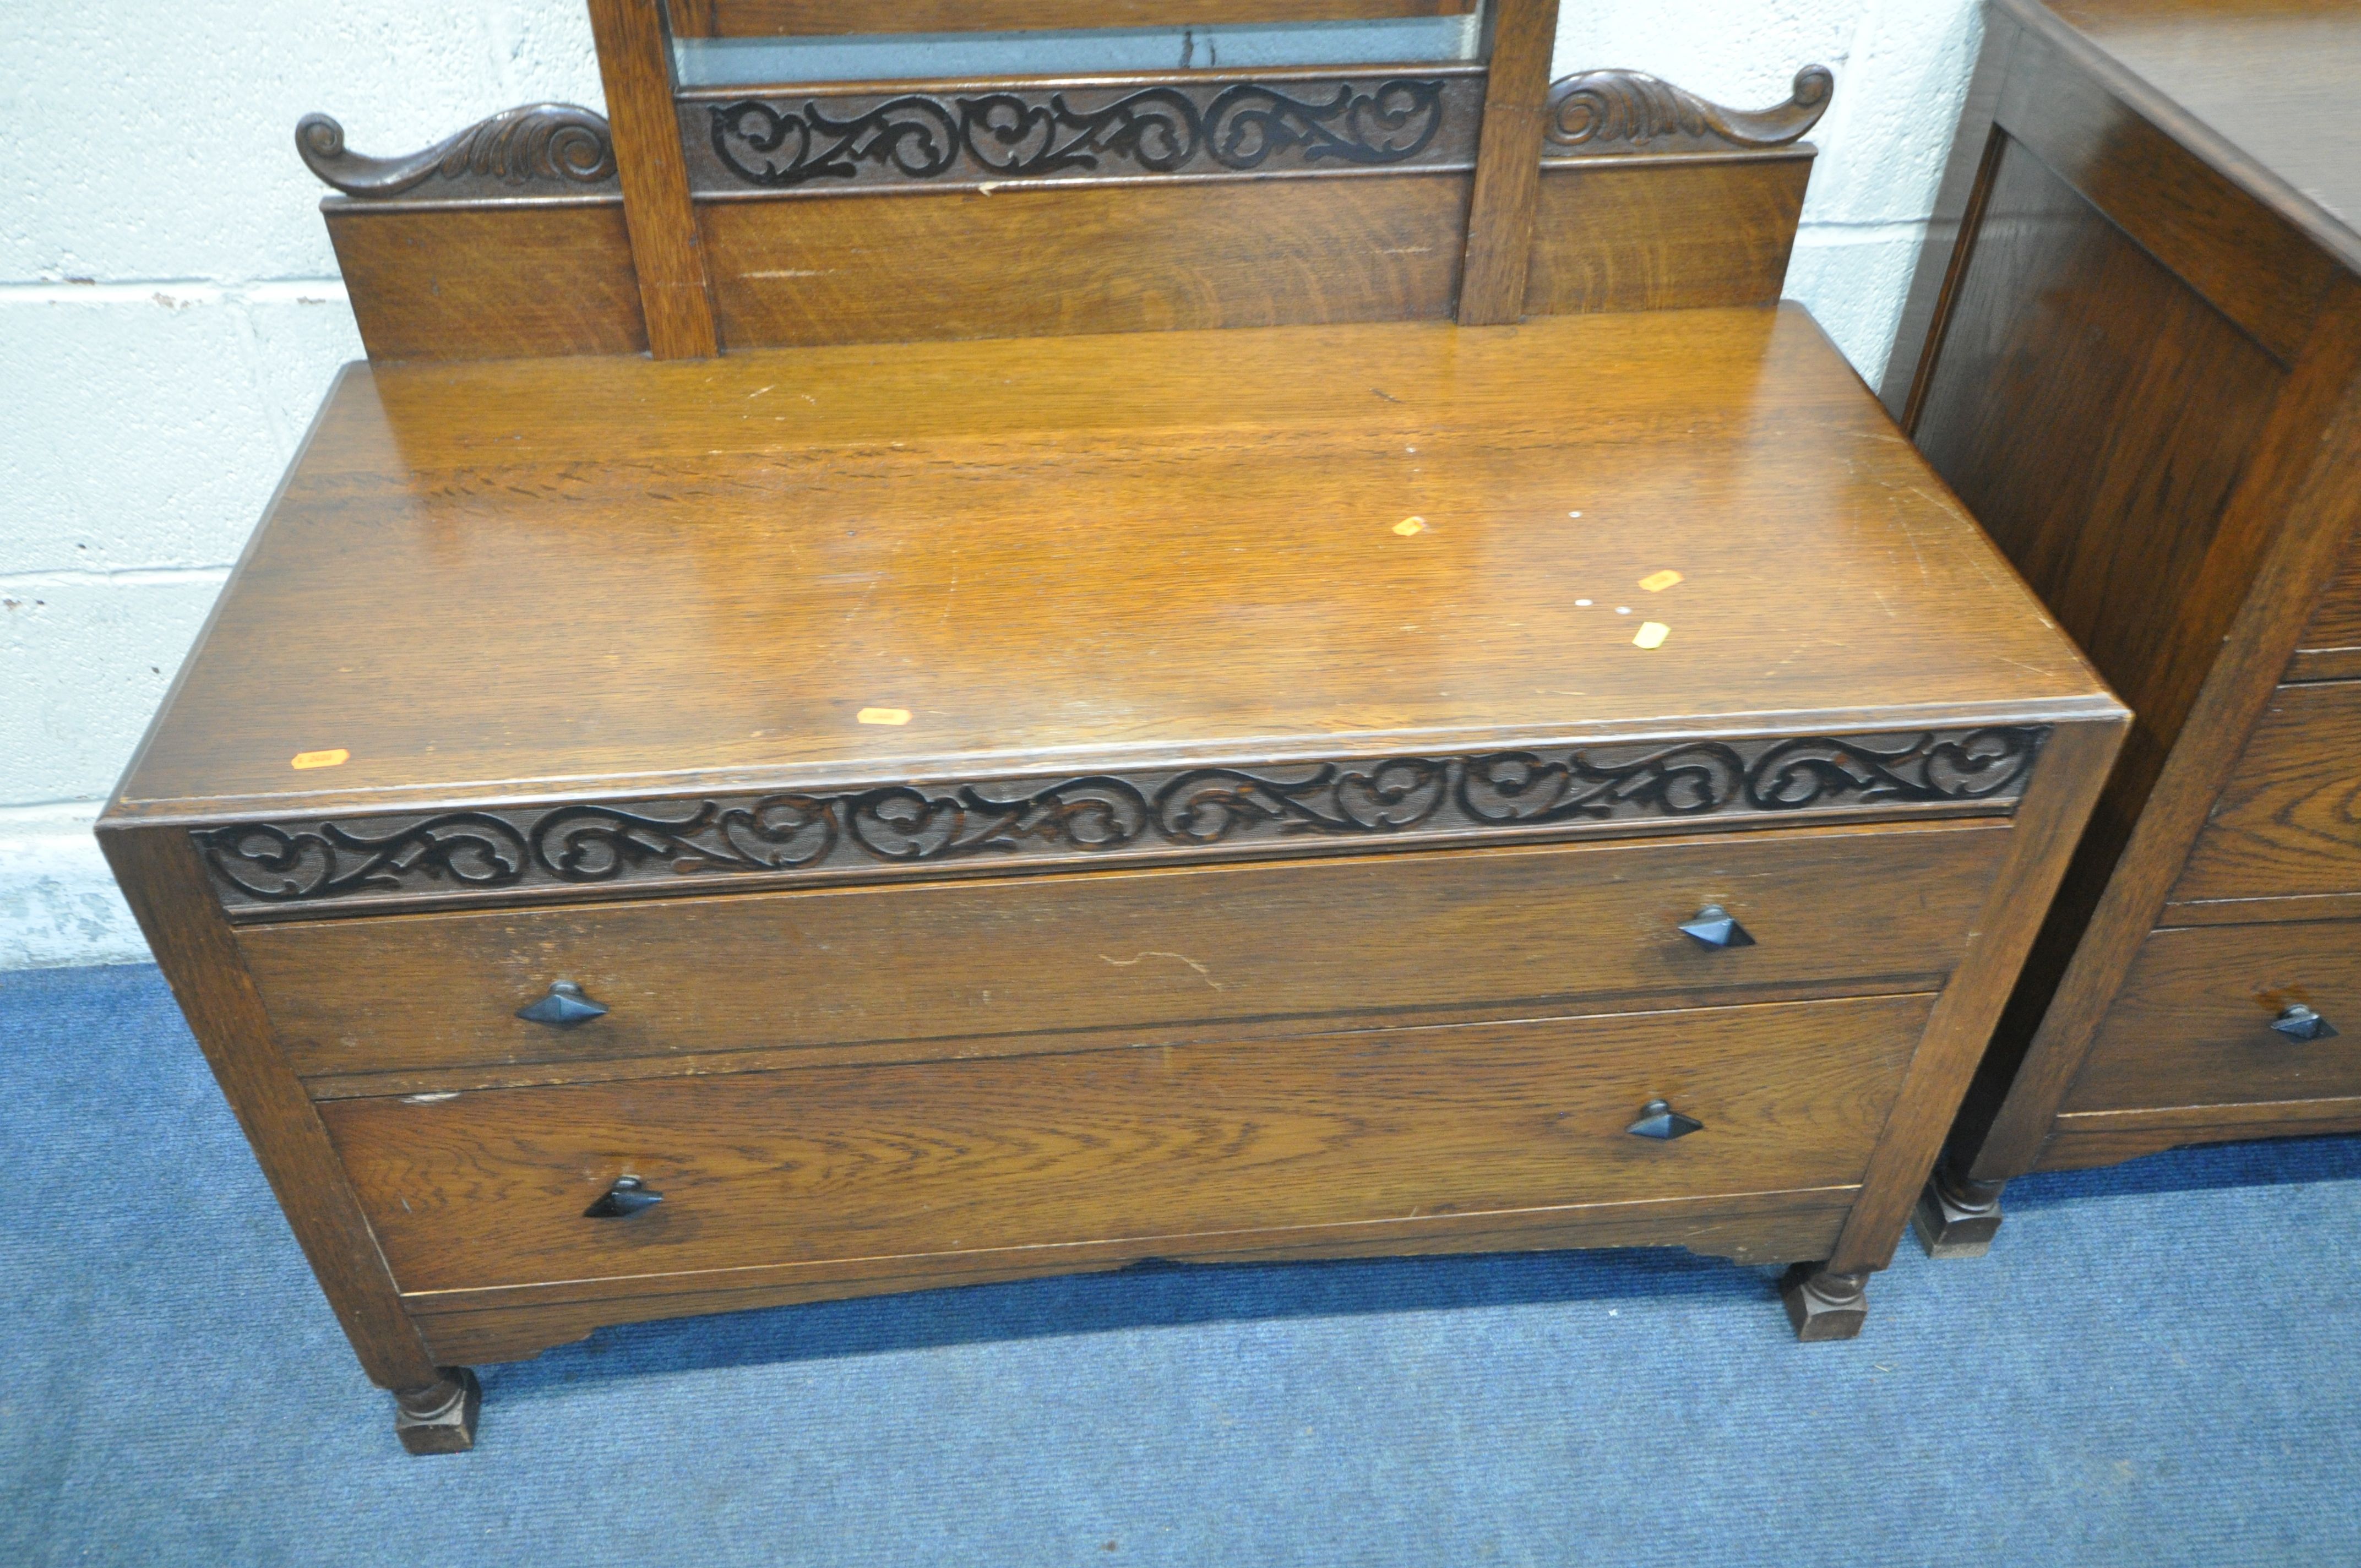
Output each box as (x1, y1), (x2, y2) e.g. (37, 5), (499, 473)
(5, 963), (2358, 1566)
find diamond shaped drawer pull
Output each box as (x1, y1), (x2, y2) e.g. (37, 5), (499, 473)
(517, 980), (608, 1028)
(584, 1177), (663, 1219)
(2271, 1004), (2338, 1043)
(1679, 905), (1755, 949)
(1626, 1099), (1705, 1141)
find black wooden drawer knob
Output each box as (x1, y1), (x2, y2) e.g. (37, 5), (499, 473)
(1679, 904), (1755, 949)
(517, 979), (608, 1028)
(585, 1177), (663, 1218)
(2270, 1004), (2339, 1043)
(1626, 1099), (1705, 1141)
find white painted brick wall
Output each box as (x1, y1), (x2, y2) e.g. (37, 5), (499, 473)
(0, 0), (1977, 968)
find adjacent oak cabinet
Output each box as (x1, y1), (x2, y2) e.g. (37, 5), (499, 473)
(1885, 0), (2361, 1251)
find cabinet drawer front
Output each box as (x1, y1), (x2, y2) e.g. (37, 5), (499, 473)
(2295, 546), (2361, 676)
(2173, 681), (2361, 906)
(247, 823), (2008, 1084)
(2065, 921), (2361, 1114)
(324, 993), (1930, 1296)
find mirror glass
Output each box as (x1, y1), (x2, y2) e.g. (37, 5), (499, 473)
(673, 15), (1483, 87)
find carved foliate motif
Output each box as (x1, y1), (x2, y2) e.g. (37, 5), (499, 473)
(198, 727), (2044, 912)
(690, 74), (1474, 192)
(1543, 64), (1834, 156)
(297, 105), (618, 198)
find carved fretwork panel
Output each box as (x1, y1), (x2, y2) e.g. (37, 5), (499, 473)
(679, 70), (1485, 194)
(197, 727), (2046, 917)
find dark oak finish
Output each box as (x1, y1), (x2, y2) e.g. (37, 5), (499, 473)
(2290, 540), (2361, 680)
(2171, 680), (2361, 907)
(323, 205), (648, 363)
(243, 823), (2011, 1088)
(2043, 1096), (2361, 1170)
(1911, 1167), (2006, 1258)
(393, 1368), (481, 1456)
(587, 0), (719, 358)
(1780, 1263), (1869, 1341)
(2044, 0), (2361, 273)
(1896, 0), (2361, 1239)
(323, 994), (1931, 1297)
(1885, 10), (2021, 427)
(1455, 0), (1560, 324)
(2063, 919), (2361, 1115)
(1909, 131), (2286, 787)
(1989, 18), (2336, 366)
(673, 0), (1478, 34)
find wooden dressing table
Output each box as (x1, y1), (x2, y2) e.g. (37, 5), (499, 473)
(100, 0), (2125, 1452)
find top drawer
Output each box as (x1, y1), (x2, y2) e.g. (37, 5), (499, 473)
(2173, 680), (2361, 907)
(244, 820), (2010, 1088)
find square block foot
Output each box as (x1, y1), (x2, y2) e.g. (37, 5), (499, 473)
(394, 1367), (481, 1456)
(1780, 1264), (1868, 1342)
(1913, 1172), (2005, 1260)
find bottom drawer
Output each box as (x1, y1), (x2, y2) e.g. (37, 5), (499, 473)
(2065, 920), (2361, 1114)
(324, 993), (1931, 1298)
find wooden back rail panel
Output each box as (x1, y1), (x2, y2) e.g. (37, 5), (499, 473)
(1525, 154), (1813, 315)
(326, 205), (649, 362)
(301, 25), (1836, 360)
(670, 1), (1479, 37)
(700, 175), (1472, 346)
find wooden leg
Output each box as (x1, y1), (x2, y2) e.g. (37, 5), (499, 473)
(1913, 1166), (2007, 1259)
(1780, 1264), (1869, 1342)
(393, 1367), (481, 1456)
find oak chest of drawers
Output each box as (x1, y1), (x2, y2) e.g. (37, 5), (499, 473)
(102, 0), (2123, 1453)
(101, 307), (2121, 1450)
(1884, 0), (2361, 1247)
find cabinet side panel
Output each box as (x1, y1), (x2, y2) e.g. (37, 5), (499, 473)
(94, 827), (441, 1390)
(1912, 132), (2284, 765)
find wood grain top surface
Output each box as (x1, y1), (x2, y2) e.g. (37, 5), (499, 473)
(113, 306), (2114, 819)
(2040, 0), (2361, 265)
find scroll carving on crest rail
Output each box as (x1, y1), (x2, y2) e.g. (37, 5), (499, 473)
(297, 104), (619, 198)
(196, 727), (2044, 913)
(1543, 64), (1833, 157)
(686, 73), (1478, 193)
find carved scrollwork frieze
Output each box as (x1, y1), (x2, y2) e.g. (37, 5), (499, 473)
(684, 73), (1477, 193)
(1543, 64), (1834, 157)
(197, 727), (2044, 914)
(297, 104), (619, 198)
